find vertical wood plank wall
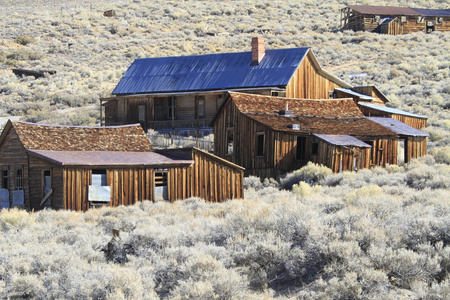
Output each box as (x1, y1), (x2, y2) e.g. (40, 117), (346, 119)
(285, 53), (342, 99)
(358, 106), (427, 129)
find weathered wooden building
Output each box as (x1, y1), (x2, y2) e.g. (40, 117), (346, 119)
(211, 92), (428, 178)
(0, 120), (243, 211)
(100, 37), (353, 132)
(341, 5), (450, 34)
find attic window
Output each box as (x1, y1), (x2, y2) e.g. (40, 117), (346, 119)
(271, 91), (279, 97)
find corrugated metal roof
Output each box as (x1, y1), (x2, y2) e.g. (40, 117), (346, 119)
(334, 88), (374, 100)
(358, 103), (428, 119)
(27, 150), (194, 166)
(12, 121), (153, 151)
(313, 134), (372, 147)
(347, 5), (421, 16)
(411, 8), (450, 17)
(366, 117), (429, 137)
(112, 48), (309, 95)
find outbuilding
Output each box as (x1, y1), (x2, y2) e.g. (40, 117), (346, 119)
(0, 121), (243, 211)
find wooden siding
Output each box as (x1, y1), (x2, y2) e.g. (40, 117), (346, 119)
(213, 99), (400, 178)
(405, 136), (427, 162)
(0, 127), (30, 206)
(285, 52), (342, 99)
(28, 156), (64, 211)
(352, 86), (387, 105)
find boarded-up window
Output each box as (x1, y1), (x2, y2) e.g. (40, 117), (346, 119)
(256, 133), (264, 157)
(296, 136), (307, 161)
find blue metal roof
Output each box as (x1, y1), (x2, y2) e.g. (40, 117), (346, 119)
(411, 8), (450, 17)
(313, 134), (372, 147)
(112, 48), (310, 95)
(367, 117), (429, 137)
(335, 88), (374, 100)
(358, 102), (428, 119)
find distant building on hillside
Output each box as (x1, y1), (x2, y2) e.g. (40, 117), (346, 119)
(340, 5), (450, 34)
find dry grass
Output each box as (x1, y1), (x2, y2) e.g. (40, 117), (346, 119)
(0, 158), (449, 298)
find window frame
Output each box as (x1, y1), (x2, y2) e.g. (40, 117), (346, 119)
(256, 132), (265, 157)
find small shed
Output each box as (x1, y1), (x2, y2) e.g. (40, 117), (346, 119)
(0, 121), (243, 211)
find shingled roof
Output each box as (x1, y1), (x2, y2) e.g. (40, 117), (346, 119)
(6, 121), (153, 152)
(246, 114), (395, 136)
(213, 92), (396, 137)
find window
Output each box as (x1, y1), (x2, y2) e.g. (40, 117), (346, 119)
(311, 142), (319, 156)
(196, 96), (205, 119)
(217, 94), (224, 108)
(138, 105), (145, 122)
(226, 128), (234, 155)
(168, 97), (175, 119)
(417, 16), (424, 23)
(2, 169), (8, 189)
(400, 16), (407, 23)
(328, 91), (336, 99)
(92, 169), (107, 186)
(296, 136), (307, 161)
(436, 17), (443, 24)
(15, 169), (23, 190)
(256, 133), (264, 157)
(271, 91), (279, 97)
(154, 172), (168, 187)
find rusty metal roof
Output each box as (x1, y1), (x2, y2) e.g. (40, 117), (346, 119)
(313, 134), (372, 147)
(246, 114), (395, 136)
(27, 150), (193, 166)
(229, 92), (364, 118)
(367, 117), (429, 137)
(11, 121), (153, 151)
(112, 48), (310, 95)
(346, 5), (421, 16)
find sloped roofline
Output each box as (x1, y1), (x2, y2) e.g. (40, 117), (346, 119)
(0, 119), (14, 149)
(305, 50), (353, 89)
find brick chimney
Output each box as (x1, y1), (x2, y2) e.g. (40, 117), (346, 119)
(251, 37), (265, 65)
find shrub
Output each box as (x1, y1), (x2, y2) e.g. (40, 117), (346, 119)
(279, 162), (332, 189)
(14, 35), (35, 46)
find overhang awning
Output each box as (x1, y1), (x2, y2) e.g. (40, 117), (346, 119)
(313, 134), (372, 147)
